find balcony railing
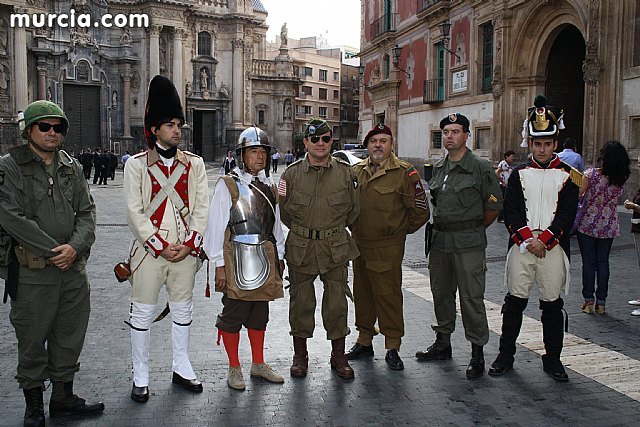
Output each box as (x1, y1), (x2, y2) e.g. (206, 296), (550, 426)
(423, 78), (445, 104)
(417, 0), (450, 18)
(251, 59), (276, 77)
(371, 13), (397, 40)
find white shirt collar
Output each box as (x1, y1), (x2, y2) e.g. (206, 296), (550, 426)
(232, 166), (273, 186)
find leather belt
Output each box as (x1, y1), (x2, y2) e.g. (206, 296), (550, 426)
(291, 224), (342, 240)
(433, 219), (482, 232)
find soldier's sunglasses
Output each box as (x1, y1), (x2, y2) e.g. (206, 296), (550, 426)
(309, 135), (331, 144)
(33, 122), (66, 134)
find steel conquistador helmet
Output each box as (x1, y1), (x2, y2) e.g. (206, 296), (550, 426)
(235, 126), (272, 156)
(18, 100), (69, 139)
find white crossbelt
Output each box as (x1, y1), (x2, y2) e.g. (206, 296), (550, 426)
(143, 162), (189, 222)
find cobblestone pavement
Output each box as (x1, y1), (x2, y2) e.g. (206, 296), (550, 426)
(1, 168), (640, 426)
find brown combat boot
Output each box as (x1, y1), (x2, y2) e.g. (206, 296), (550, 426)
(330, 337), (355, 379)
(290, 336), (308, 378)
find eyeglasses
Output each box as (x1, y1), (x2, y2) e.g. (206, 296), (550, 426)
(309, 135), (332, 144)
(33, 122), (66, 134)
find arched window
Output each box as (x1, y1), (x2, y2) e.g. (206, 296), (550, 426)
(198, 32), (211, 56)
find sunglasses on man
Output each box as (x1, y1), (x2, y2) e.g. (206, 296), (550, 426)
(33, 122), (66, 134)
(309, 135), (332, 144)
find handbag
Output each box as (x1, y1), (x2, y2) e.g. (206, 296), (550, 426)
(570, 171), (593, 235)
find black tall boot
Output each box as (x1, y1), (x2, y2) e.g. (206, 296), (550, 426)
(23, 387), (45, 427)
(49, 381), (105, 418)
(489, 294), (528, 376)
(466, 343), (485, 380)
(540, 298), (569, 382)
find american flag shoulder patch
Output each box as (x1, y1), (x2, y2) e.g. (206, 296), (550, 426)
(278, 179), (287, 197)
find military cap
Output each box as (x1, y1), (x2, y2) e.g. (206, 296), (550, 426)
(520, 95), (565, 147)
(304, 118), (331, 137)
(439, 113), (470, 133)
(363, 123), (393, 146)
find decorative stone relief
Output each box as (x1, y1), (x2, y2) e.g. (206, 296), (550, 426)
(582, 42), (602, 84)
(526, 18), (540, 39)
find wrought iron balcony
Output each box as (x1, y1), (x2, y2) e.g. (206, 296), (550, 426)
(423, 78), (445, 104)
(371, 13), (398, 41)
(417, 0), (450, 19)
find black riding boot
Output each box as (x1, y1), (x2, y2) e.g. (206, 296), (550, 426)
(466, 343), (485, 380)
(540, 298), (569, 382)
(489, 294), (528, 376)
(415, 332), (452, 361)
(23, 387), (45, 427)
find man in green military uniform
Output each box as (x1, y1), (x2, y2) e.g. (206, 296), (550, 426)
(279, 118), (360, 380)
(0, 101), (104, 426)
(415, 113), (502, 380)
(346, 124), (429, 370)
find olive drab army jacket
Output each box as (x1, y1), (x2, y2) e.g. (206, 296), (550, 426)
(0, 144), (96, 284)
(428, 148), (502, 253)
(352, 153), (429, 248)
(278, 155), (360, 275)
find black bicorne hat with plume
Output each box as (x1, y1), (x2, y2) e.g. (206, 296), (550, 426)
(520, 95), (565, 147)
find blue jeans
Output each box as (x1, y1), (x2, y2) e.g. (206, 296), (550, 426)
(577, 232), (614, 305)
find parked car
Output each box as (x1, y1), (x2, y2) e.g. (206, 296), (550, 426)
(332, 150), (363, 166)
(346, 148), (369, 160)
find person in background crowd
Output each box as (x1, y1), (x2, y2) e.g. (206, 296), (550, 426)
(496, 150), (515, 223)
(415, 113), (502, 380)
(346, 124), (429, 371)
(557, 138), (584, 172)
(98, 150), (109, 185)
(122, 150), (131, 166)
(92, 148), (101, 185)
(575, 141), (630, 315)
(203, 126), (285, 391)
(0, 100), (104, 426)
(108, 150), (118, 180)
(271, 150), (280, 173)
(624, 188), (640, 316)
(80, 148), (94, 180)
(489, 95), (579, 382)
(222, 151), (236, 175)
(284, 150), (294, 167)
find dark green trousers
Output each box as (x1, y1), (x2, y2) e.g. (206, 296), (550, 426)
(10, 271), (90, 389)
(288, 265), (350, 341)
(429, 248), (489, 346)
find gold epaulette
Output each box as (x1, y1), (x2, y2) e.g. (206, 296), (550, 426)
(569, 167), (583, 187)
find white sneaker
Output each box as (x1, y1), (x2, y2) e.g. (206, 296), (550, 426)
(250, 363), (285, 383)
(629, 300), (640, 306)
(632, 309), (640, 316)
(227, 366), (245, 390)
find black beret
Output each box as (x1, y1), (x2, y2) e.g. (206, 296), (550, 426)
(439, 113), (470, 132)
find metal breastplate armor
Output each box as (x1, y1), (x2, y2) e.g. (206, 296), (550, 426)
(228, 177), (276, 290)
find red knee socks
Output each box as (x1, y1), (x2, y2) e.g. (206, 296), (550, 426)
(219, 330), (241, 367)
(247, 328), (265, 364)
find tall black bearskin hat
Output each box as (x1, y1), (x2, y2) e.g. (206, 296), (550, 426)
(520, 95), (565, 147)
(144, 75), (185, 147)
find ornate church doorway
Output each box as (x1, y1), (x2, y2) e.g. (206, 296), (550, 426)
(63, 84), (101, 155)
(544, 25), (586, 154)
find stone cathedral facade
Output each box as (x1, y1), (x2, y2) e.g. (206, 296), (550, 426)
(0, 0), (299, 160)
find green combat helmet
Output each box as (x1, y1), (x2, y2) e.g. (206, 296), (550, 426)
(18, 100), (69, 139)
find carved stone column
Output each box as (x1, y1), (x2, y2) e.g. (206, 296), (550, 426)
(231, 39), (244, 126)
(14, 10), (28, 110)
(37, 64), (47, 101)
(172, 28), (184, 108)
(121, 65), (132, 138)
(149, 25), (162, 77)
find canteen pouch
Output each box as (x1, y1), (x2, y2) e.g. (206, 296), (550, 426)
(114, 262), (132, 282)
